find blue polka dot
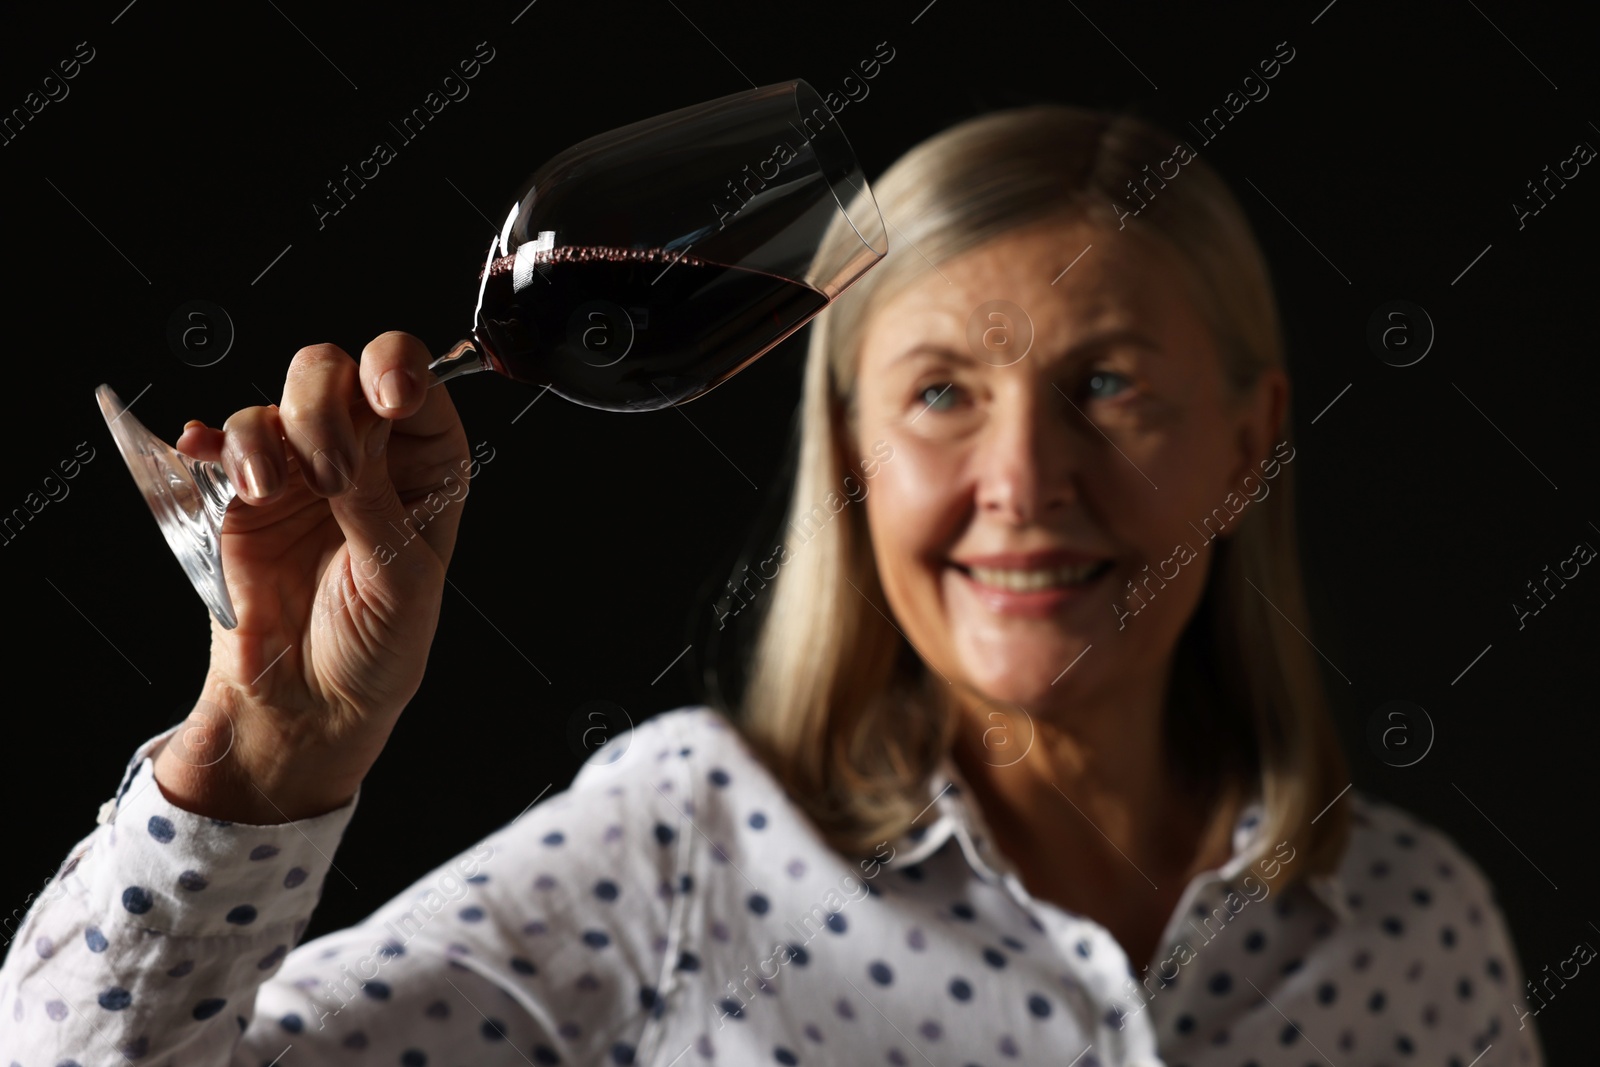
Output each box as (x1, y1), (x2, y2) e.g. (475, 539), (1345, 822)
(749, 811), (768, 830)
(1441, 926), (1457, 948)
(511, 957), (537, 975)
(147, 816), (175, 843)
(542, 830), (564, 846)
(1075, 939), (1091, 958)
(1382, 916), (1404, 936)
(653, 823), (676, 846)
(121, 887), (153, 915)
(951, 902), (975, 921)
(679, 874), (694, 893)
(1369, 991), (1386, 1012)
(1412, 888), (1432, 906)
(639, 987), (659, 1011)
(122, 1036), (150, 1058)
(900, 864), (925, 881)
(1396, 1034), (1415, 1053)
(1244, 930), (1266, 952)
(401, 1050), (427, 1067)
(459, 906), (486, 922)
(177, 870), (208, 891)
(786, 944), (809, 966)
(533, 1046), (560, 1065)
(983, 947), (1007, 968)
(467, 873), (488, 884)
(1027, 994), (1051, 1018)
(1317, 981), (1337, 1005)
(869, 961), (893, 985)
(363, 981), (392, 1000)
(482, 1019), (507, 1041)
(225, 905), (257, 925)
(1458, 977), (1473, 999)
(34, 936), (53, 958)
(709, 769), (731, 787)
(1176, 1014), (1195, 1034)
(1001, 935), (1026, 951)
(192, 997), (226, 1020)
(583, 930), (611, 949)
(425, 1000), (450, 1018)
(343, 1032), (369, 1049)
(825, 912), (847, 934)
(677, 951), (700, 972)
(775, 1047), (798, 1065)
(1209, 972), (1232, 995)
(949, 978), (972, 1001)
(1279, 1022), (1299, 1044)
(249, 844), (280, 861)
(612, 1043), (636, 1064)
(98, 987), (132, 1011)
(595, 880), (620, 901)
(85, 927), (108, 953)
(747, 893), (770, 915)
(280, 1013), (304, 1032)
(377, 942), (404, 959)
(283, 867), (308, 888)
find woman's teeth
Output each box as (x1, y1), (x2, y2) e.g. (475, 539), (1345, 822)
(966, 561), (1111, 591)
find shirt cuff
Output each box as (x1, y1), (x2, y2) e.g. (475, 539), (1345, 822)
(87, 728), (361, 939)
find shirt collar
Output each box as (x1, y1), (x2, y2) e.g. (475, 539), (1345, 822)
(884, 755), (1351, 927)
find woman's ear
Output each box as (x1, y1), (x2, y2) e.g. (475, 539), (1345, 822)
(1231, 367), (1289, 489)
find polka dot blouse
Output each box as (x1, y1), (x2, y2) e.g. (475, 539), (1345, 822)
(1, 706), (1545, 1065)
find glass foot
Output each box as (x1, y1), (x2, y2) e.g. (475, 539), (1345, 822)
(96, 384), (239, 629)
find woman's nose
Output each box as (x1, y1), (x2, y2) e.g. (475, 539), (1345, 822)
(973, 385), (1078, 525)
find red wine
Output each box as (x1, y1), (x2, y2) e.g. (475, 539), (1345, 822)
(472, 244), (828, 411)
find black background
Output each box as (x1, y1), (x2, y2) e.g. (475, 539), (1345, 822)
(2, 0), (1595, 1060)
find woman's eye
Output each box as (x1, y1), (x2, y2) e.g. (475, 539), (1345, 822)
(1085, 371), (1132, 401)
(917, 383), (960, 413)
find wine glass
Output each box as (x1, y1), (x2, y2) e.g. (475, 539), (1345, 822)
(96, 78), (888, 630)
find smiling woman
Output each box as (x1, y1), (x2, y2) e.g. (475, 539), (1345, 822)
(1, 106), (1542, 1067)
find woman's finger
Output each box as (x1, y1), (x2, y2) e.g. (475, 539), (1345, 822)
(279, 343), (363, 498)
(220, 406), (288, 503)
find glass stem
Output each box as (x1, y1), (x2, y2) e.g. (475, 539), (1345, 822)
(427, 338), (490, 386)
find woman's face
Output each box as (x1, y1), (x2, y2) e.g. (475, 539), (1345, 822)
(853, 218), (1285, 716)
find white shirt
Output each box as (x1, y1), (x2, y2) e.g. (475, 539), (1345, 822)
(1, 705), (1545, 1065)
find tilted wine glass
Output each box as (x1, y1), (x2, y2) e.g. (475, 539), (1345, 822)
(96, 78), (887, 629)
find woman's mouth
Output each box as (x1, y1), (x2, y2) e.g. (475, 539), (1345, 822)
(960, 560), (1113, 591)
(949, 559), (1115, 617)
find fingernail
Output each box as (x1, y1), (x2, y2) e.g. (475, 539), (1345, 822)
(313, 449), (351, 493)
(377, 369), (412, 410)
(241, 452), (271, 498)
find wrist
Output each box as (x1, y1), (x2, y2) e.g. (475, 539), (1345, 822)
(151, 684), (363, 824)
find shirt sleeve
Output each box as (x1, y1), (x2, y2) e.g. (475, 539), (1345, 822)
(1434, 832), (1548, 1066)
(0, 712), (695, 1066)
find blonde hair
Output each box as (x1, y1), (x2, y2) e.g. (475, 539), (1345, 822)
(719, 104), (1349, 890)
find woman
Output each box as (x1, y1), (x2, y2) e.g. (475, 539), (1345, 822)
(1, 105), (1542, 1065)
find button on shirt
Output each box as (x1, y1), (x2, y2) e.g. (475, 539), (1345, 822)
(1, 706), (1545, 1065)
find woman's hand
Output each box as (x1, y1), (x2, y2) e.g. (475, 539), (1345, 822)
(151, 331), (473, 823)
